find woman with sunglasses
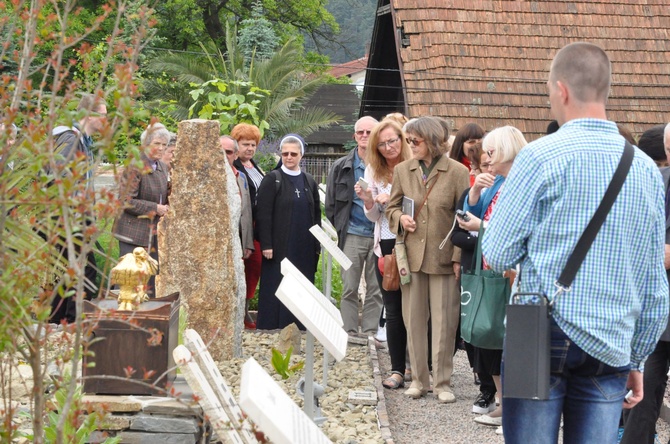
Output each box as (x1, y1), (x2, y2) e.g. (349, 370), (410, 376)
(255, 134), (321, 330)
(386, 116), (470, 403)
(356, 118), (413, 390)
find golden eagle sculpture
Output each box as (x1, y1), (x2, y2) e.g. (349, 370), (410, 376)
(111, 247), (158, 310)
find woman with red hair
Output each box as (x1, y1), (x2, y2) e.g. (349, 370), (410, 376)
(232, 123), (264, 329)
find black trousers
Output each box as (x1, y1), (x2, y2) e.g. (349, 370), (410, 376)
(620, 340), (670, 444)
(48, 224), (97, 324)
(375, 239), (407, 375)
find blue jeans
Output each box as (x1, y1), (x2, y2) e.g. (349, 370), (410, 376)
(503, 319), (630, 444)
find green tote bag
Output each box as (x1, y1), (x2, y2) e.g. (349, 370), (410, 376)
(460, 226), (510, 350)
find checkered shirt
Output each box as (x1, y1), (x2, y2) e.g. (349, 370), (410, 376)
(482, 118), (669, 371)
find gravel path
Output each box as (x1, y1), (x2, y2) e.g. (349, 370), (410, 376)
(376, 341), (670, 444)
(220, 330), (382, 444)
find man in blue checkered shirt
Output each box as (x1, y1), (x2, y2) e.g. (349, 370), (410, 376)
(482, 42), (669, 443)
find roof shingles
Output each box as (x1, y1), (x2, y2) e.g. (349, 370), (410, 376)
(392, 0), (670, 139)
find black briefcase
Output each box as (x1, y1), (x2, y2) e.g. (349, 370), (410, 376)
(503, 292), (551, 400)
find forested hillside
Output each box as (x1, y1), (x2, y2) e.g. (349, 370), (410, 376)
(314, 0), (377, 63)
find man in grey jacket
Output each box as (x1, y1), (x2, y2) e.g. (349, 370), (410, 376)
(325, 116), (382, 336)
(49, 94), (107, 323)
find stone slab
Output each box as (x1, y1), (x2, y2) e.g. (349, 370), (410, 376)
(129, 414), (199, 434)
(347, 335), (368, 346)
(139, 398), (202, 416)
(87, 430), (119, 443)
(348, 390), (377, 406)
(82, 395), (142, 413)
(117, 431), (197, 444)
(99, 414), (131, 430)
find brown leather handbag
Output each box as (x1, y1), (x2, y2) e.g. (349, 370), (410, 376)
(382, 249), (400, 291)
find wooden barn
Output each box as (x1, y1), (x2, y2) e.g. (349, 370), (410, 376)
(360, 0), (670, 141)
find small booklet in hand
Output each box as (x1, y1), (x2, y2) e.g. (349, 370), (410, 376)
(402, 196), (415, 217)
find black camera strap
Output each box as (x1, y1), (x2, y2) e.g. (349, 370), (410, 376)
(554, 140), (635, 293)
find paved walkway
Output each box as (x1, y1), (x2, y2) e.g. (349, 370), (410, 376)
(373, 341), (670, 444)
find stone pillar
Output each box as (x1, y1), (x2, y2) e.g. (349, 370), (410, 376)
(157, 119), (245, 361)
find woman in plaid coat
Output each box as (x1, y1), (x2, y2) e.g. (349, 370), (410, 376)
(113, 124), (170, 297)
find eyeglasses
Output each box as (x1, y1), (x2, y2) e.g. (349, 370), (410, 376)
(224, 150), (234, 155)
(486, 150), (494, 157)
(355, 130), (372, 136)
(281, 152), (300, 158)
(377, 137), (400, 149)
(406, 137), (424, 146)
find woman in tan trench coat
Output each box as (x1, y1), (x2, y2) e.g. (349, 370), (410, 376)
(386, 116), (470, 402)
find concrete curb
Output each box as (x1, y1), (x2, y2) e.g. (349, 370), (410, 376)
(367, 336), (394, 444)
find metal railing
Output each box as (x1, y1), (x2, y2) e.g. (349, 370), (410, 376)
(301, 154), (345, 184)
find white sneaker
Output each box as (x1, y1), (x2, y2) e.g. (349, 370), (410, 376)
(375, 325), (387, 342)
(495, 426), (503, 435)
(474, 414), (502, 427)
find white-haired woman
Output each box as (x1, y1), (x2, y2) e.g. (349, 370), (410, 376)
(113, 123), (170, 297)
(255, 134), (321, 330)
(458, 125), (527, 432)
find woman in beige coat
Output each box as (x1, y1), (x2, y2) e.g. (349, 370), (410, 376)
(386, 116), (470, 402)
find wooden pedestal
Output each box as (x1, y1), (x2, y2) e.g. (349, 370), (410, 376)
(82, 292), (180, 396)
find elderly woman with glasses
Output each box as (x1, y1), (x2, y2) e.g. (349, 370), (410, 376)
(254, 134), (321, 330)
(386, 116), (470, 402)
(113, 123), (171, 298)
(457, 126), (527, 432)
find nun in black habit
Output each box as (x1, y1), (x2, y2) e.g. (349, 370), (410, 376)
(255, 134), (321, 330)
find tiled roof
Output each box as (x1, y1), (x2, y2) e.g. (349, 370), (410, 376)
(391, 0), (670, 140)
(330, 56), (369, 78)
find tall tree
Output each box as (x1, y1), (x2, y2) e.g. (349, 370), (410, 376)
(144, 28), (340, 139)
(154, 0), (339, 50)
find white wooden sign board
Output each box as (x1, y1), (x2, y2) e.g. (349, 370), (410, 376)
(280, 258), (342, 327)
(276, 274), (348, 361)
(309, 225), (352, 270)
(239, 358), (332, 444)
(172, 345), (246, 444)
(318, 184), (327, 208)
(183, 329), (257, 444)
(320, 217), (338, 240)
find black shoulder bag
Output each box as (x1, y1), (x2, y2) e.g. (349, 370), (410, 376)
(504, 141), (634, 400)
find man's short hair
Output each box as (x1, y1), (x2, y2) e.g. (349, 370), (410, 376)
(637, 124), (665, 162)
(549, 42), (611, 103)
(77, 94), (105, 113)
(354, 116), (378, 132)
(220, 135), (239, 153)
